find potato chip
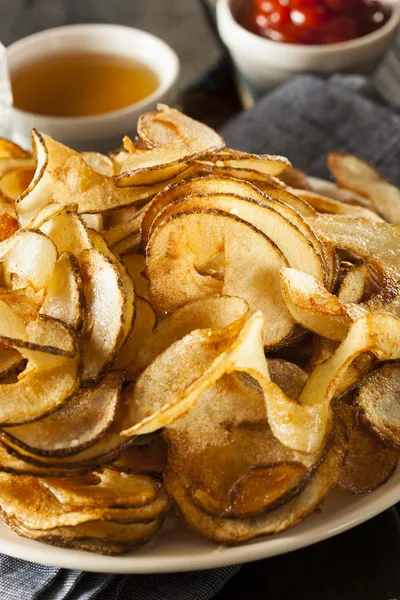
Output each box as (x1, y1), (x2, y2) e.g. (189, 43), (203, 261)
(147, 210), (292, 347)
(79, 249), (126, 385)
(291, 188), (383, 222)
(328, 153), (400, 224)
(358, 363), (400, 447)
(338, 411), (398, 494)
(39, 252), (83, 331)
(165, 419), (346, 543)
(2, 374), (121, 456)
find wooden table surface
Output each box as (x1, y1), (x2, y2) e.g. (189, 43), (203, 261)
(0, 0), (223, 92)
(2, 2), (400, 599)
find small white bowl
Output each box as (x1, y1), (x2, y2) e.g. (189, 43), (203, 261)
(217, 0), (400, 92)
(7, 24), (180, 151)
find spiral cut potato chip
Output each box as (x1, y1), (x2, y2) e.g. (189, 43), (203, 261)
(0, 109), (399, 553)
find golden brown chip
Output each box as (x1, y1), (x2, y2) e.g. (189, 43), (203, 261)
(339, 416), (398, 494)
(358, 363), (400, 447)
(147, 210), (292, 347)
(79, 249), (126, 385)
(328, 153), (400, 224)
(0, 472), (169, 529)
(110, 437), (167, 476)
(42, 468), (159, 508)
(2, 374), (122, 456)
(165, 419), (346, 543)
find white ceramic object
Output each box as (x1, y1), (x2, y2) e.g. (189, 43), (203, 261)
(0, 467), (398, 573)
(6, 24), (180, 151)
(217, 0), (400, 92)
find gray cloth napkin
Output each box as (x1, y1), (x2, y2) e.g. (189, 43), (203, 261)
(0, 555), (239, 599)
(222, 73), (400, 185)
(1, 72), (399, 600)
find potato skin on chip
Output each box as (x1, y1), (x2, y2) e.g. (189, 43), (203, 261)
(79, 249), (126, 385)
(358, 363), (400, 448)
(147, 209), (292, 347)
(1, 374), (122, 457)
(339, 413), (398, 494)
(165, 420), (346, 544)
(39, 252), (84, 331)
(129, 295), (248, 377)
(0, 473), (169, 529)
(166, 372), (328, 519)
(328, 153), (400, 225)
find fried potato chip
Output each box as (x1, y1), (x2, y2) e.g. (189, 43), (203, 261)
(277, 167), (311, 190)
(149, 193), (326, 284)
(306, 336), (372, 399)
(337, 264), (368, 304)
(2, 374), (122, 456)
(307, 215), (400, 317)
(113, 231), (142, 256)
(0, 139), (30, 160)
(114, 298), (156, 372)
(255, 184), (317, 218)
(339, 412), (398, 494)
(165, 419), (346, 543)
(0, 348), (79, 427)
(0, 157), (35, 179)
(281, 268), (367, 341)
(120, 311), (254, 438)
(358, 363), (400, 447)
(80, 213), (103, 231)
(40, 209), (92, 255)
(147, 210), (292, 347)
(309, 176), (375, 210)
(121, 253), (150, 300)
(103, 212), (142, 249)
(104, 204), (146, 229)
(291, 188), (384, 222)
(129, 295), (248, 378)
(0, 301), (75, 360)
(0, 381), (143, 470)
(110, 437), (167, 476)
(0, 442), (90, 477)
(0, 230), (57, 291)
(81, 152), (114, 176)
(42, 468), (158, 508)
(115, 151), (190, 188)
(39, 252), (83, 331)
(267, 358), (308, 401)
(194, 149), (291, 177)
(328, 153), (400, 224)
(166, 372), (327, 518)
(138, 104), (224, 152)
(0, 213), (19, 241)
(0, 345), (24, 381)
(88, 230), (135, 347)
(8, 515), (163, 554)
(142, 176), (321, 255)
(79, 249), (126, 385)
(16, 131), (179, 227)
(0, 167), (35, 200)
(0, 473), (169, 529)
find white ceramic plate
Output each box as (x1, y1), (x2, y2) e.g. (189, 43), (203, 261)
(1, 176), (397, 573)
(0, 475), (399, 573)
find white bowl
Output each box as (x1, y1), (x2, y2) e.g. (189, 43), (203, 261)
(6, 24), (180, 151)
(217, 0), (400, 91)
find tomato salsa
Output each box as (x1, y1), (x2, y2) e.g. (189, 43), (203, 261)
(238, 0), (391, 44)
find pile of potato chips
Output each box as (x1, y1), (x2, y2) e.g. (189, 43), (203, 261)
(0, 105), (398, 552)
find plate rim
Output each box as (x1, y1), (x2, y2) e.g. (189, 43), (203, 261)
(0, 478), (399, 573)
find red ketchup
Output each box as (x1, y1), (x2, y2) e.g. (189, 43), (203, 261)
(238, 0), (391, 44)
